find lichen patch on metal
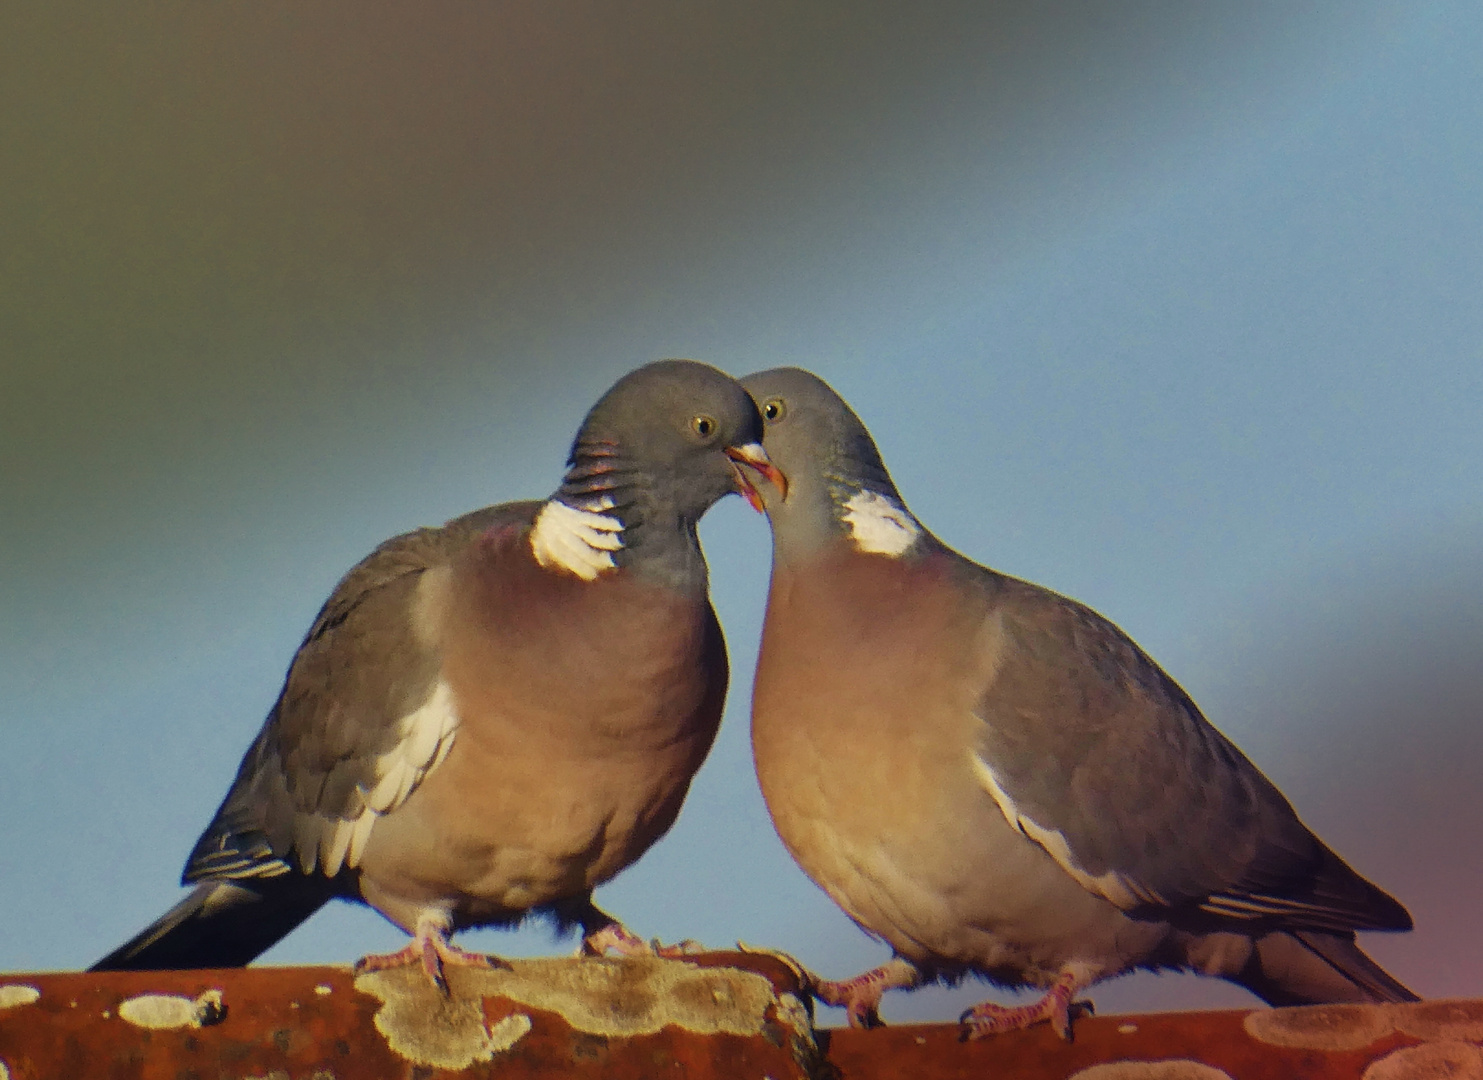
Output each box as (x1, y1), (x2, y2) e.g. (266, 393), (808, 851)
(1389, 998), (1483, 1043)
(1362, 1040), (1483, 1080)
(487, 1013), (535, 1052)
(354, 956), (782, 1068)
(116, 989), (225, 1030)
(1242, 1003), (1395, 1051)
(1067, 1061), (1234, 1080)
(771, 990), (813, 1046)
(355, 965), (532, 1071)
(0, 985), (40, 1010)
(520, 956), (774, 1037)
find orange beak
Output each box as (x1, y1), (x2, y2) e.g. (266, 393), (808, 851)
(725, 442), (788, 513)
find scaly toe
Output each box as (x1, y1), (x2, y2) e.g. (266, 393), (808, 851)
(356, 934), (508, 996)
(581, 922), (700, 959)
(354, 942), (422, 977)
(814, 978), (884, 1029)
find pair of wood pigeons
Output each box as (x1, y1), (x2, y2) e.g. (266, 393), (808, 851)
(93, 360), (1416, 1038)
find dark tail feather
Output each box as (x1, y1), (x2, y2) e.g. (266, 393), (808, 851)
(91, 876), (333, 971)
(1235, 930), (1419, 1006)
(1289, 930), (1419, 1003)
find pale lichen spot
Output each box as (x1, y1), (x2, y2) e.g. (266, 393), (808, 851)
(1390, 998), (1483, 1042)
(1363, 1041), (1483, 1080)
(1243, 1002), (1395, 1051)
(356, 955), (785, 1071)
(841, 489), (921, 556)
(1068, 1062), (1234, 1080)
(0, 985), (39, 1010)
(117, 989), (225, 1030)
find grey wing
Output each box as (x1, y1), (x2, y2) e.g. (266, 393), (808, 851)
(968, 574), (1408, 933)
(184, 501), (538, 886)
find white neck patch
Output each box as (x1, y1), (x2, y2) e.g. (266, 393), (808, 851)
(529, 497), (624, 580)
(841, 489), (921, 557)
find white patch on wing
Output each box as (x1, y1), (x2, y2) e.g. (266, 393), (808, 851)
(529, 497), (624, 580)
(967, 750), (1165, 911)
(273, 680), (460, 878)
(1198, 893), (1322, 921)
(841, 489), (921, 557)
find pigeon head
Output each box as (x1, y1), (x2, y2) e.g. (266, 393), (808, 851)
(741, 367), (923, 560)
(536, 359), (784, 587)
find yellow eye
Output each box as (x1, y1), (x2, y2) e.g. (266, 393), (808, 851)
(690, 414), (716, 439)
(762, 398), (786, 422)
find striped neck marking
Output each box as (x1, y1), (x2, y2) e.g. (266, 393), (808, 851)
(530, 497), (624, 580)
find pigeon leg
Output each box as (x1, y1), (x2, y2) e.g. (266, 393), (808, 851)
(560, 896), (703, 958)
(959, 969), (1093, 1042)
(355, 912), (508, 994)
(579, 919), (704, 959)
(812, 957), (923, 1028)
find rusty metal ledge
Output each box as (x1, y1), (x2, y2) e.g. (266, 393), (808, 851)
(1, 957), (1479, 1079)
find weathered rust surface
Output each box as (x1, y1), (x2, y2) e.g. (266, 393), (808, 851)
(2, 956), (1479, 1080)
(0, 951), (819, 1079)
(823, 999), (1483, 1080)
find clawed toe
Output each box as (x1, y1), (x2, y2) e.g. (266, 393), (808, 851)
(852, 1001), (885, 1029)
(581, 921), (704, 959)
(957, 972), (1093, 1042)
(813, 979), (885, 1029)
(355, 913), (509, 995)
(809, 957), (922, 1030)
(652, 937), (705, 958)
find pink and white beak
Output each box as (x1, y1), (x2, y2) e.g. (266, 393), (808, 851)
(725, 442), (788, 513)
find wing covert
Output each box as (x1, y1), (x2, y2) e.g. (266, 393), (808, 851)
(966, 573), (1394, 932)
(184, 502), (537, 884)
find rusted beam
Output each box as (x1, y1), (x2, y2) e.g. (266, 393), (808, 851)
(0, 951), (818, 1080)
(825, 998), (1483, 1080)
(2, 956), (1479, 1079)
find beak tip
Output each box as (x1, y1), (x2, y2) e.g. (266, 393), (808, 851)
(726, 443), (787, 506)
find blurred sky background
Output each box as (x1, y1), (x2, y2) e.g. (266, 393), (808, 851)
(3, 2), (1482, 1024)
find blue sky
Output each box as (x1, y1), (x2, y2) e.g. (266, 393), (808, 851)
(3, 3), (1480, 1023)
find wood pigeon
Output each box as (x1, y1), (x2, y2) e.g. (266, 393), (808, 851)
(740, 366), (1415, 1039)
(92, 359), (785, 988)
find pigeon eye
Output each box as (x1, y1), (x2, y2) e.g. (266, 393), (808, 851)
(690, 415), (716, 439)
(762, 399), (786, 422)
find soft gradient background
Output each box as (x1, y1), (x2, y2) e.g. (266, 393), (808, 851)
(4, 2), (1481, 1024)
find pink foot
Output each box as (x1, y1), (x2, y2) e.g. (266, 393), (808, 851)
(579, 921), (703, 959)
(811, 958), (922, 1029)
(959, 970), (1093, 1042)
(355, 915), (508, 994)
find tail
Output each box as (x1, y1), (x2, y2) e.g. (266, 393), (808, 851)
(91, 876), (334, 971)
(1235, 929), (1419, 1005)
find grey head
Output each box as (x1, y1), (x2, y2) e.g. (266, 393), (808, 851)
(545, 359), (783, 589)
(740, 367), (924, 562)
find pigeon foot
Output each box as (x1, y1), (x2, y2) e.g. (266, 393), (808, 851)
(959, 970), (1092, 1042)
(355, 914), (508, 994)
(579, 920), (703, 959)
(812, 957), (922, 1029)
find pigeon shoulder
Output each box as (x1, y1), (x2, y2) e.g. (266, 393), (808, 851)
(184, 502), (541, 887)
